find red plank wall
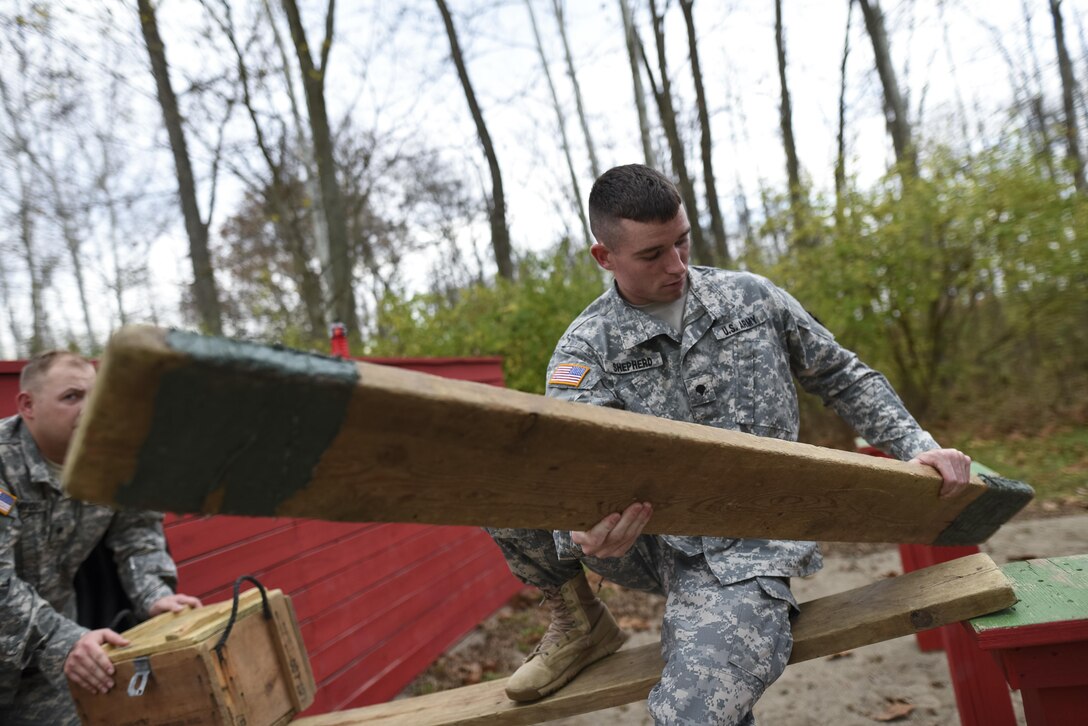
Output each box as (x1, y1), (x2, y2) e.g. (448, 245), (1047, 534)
(0, 356), (523, 715)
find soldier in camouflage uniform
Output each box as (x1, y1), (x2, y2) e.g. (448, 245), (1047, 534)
(0, 351), (202, 725)
(489, 165), (972, 725)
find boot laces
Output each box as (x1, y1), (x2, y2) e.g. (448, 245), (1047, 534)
(529, 587), (581, 657)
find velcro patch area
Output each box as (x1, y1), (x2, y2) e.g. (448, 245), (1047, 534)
(549, 363), (591, 387)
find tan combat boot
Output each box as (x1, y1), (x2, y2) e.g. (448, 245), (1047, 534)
(505, 572), (628, 702)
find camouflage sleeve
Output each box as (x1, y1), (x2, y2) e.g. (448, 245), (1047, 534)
(543, 343), (623, 409)
(104, 510), (178, 619)
(770, 284), (940, 461)
(0, 511), (88, 688)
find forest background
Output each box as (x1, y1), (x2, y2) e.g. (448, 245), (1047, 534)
(1, 0), (1086, 500)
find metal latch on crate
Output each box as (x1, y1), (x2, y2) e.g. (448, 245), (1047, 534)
(127, 656), (152, 697)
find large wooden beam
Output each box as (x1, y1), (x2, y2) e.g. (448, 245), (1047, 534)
(64, 327), (1032, 545)
(291, 553), (1016, 725)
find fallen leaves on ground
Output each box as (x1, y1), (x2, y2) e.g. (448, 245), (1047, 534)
(870, 697), (915, 722)
(617, 615), (653, 631)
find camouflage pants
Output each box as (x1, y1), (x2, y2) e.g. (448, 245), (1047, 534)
(488, 529), (793, 726)
(4, 668), (80, 726)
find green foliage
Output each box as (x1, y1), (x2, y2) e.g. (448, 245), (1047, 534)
(762, 142), (1088, 433)
(948, 427), (1088, 503)
(368, 142), (1085, 467)
(367, 243), (607, 393)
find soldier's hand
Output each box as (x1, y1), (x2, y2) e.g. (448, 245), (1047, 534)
(64, 628), (130, 694)
(149, 593), (202, 616)
(910, 448), (972, 498)
(572, 501), (652, 558)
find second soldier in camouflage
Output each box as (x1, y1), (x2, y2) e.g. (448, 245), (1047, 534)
(489, 164), (972, 725)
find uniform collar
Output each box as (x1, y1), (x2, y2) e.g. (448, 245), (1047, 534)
(605, 282), (674, 349)
(16, 417), (61, 492)
(605, 271), (716, 349)
(686, 266), (735, 320)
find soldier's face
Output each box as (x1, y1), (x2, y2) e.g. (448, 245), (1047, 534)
(18, 358), (96, 464)
(590, 207), (691, 305)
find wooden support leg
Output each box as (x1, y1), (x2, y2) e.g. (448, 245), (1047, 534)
(940, 623), (1017, 726)
(897, 545), (1017, 725)
(993, 640), (1088, 726)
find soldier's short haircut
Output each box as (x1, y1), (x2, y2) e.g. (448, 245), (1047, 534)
(588, 164), (682, 248)
(20, 350), (92, 393)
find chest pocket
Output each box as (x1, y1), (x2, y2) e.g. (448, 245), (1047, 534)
(712, 315), (795, 437)
(605, 350), (671, 415)
(12, 500), (49, 577)
(56, 500), (115, 583)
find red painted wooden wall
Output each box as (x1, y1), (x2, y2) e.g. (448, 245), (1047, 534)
(0, 355), (523, 715)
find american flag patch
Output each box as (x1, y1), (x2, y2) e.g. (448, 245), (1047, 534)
(549, 363), (590, 387)
(0, 488), (15, 516)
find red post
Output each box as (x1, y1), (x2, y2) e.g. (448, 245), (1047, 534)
(329, 322), (350, 358)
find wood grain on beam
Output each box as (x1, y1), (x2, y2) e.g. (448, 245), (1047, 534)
(64, 327), (1031, 545)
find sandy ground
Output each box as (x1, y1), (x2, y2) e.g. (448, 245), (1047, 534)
(538, 512), (1088, 726)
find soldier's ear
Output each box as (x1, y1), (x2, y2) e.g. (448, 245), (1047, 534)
(16, 391), (33, 419)
(591, 243), (614, 271)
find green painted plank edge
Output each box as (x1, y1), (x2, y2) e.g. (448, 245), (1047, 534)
(969, 554), (1088, 632)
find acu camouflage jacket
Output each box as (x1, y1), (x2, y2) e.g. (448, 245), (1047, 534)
(0, 415), (177, 703)
(545, 267), (939, 586)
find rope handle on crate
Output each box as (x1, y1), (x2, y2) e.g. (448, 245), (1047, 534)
(214, 574), (272, 664)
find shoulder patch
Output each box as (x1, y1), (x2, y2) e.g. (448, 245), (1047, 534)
(549, 363), (591, 387)
(0, 486), (15, 516)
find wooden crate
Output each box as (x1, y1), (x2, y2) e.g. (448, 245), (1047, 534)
(72, 586), (315, 726)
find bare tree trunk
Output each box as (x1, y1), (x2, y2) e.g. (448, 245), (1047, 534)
(264, 0), (331, 311)
(27, 127), (99, 349)
(774, 0), (812, 248)
(0, 259), (21, 358)
(104, 186), (129, 327)
(551, 0), (600, 179)
(20, 201), (44, 354)
(137, 0), (223, 334)
(17, 174), (49, 354)
(526, 0), (592, 246)
(1050, 0), (1087, 193)
(619, 0), (657, 169)
(835, 0), (853, 218)
(981, 13), (1058, 175)
(435, 0), (514, 280)
(644, 0), (712, 265)
(937, 0), (972, 151)
(856, 0), (917, 176)
(53, 197), (97, 350)
(209, 0), (327, 339)
(0, 49), (50, 353)
(734, 185), (754, 264)
(680, 0), (729, 264)
(280, 0), (361, 331)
